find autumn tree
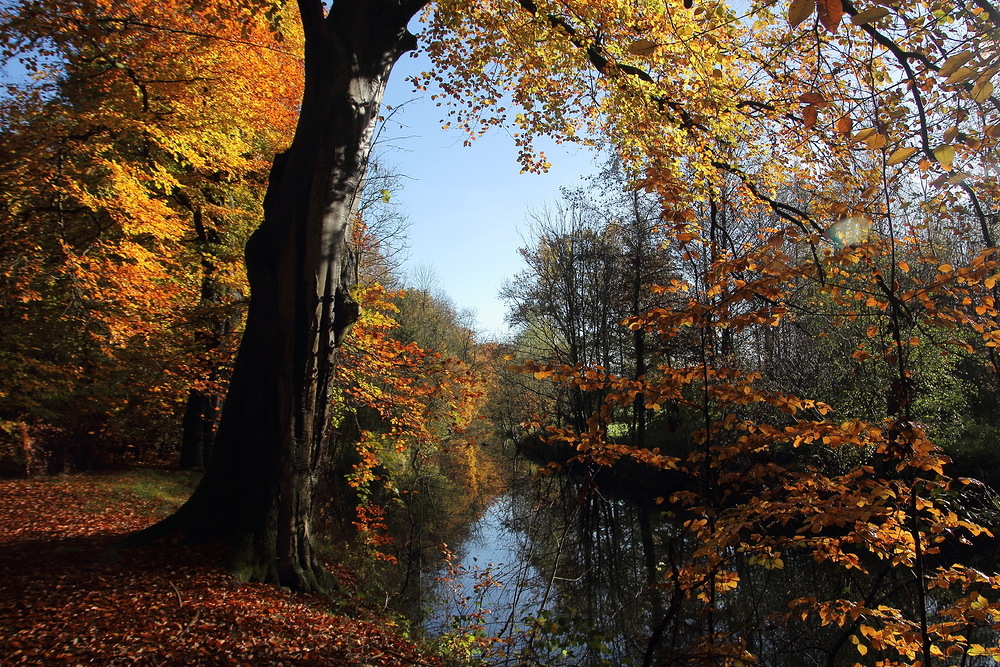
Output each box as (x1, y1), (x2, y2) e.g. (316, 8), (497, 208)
(0, 0), (300, 472)
(6, 0), (997, 624)
(482, 0), (1000, 659)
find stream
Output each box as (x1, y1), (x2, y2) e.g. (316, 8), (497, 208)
(417, 465), (1000, 666)
(422, 472), (656, 665)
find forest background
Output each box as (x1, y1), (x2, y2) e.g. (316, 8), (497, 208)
(3, 0), (1000, 664)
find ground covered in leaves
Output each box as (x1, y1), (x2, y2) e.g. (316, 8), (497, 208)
(0, 470), (443, 665)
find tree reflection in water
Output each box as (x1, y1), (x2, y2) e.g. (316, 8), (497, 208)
(424, 460), (999, 666)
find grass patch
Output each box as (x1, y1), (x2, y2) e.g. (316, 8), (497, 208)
(126, 468), (201, 507)
(70, 468), (202, 518)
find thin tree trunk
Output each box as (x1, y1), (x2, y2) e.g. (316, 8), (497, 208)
(146, 0), (425, 592)
(179, 389), (216, 470)
(179, 203), (239, 471)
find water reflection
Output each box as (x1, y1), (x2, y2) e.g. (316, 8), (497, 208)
(421, 460), (999, 666)
(425, 493), (551, 643)
(425, 469), (657, 665)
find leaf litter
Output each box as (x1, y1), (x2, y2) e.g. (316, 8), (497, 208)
(0, 472), (441, 666)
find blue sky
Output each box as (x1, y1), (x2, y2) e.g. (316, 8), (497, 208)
(380, 51), (599, 339)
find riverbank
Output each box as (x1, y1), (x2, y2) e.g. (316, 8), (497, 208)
(0, 470), (443, 666)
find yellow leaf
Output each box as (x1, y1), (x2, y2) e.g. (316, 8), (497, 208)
(939, 51), (974, 78)
(865, 133), (887, 149)
(887, 146), (918, 165)
(933, 145), (955, 170)
(627, 38), (658, 56)
(788, 0), (816, 27)
(946, 66), (977, 85)
(851, 6), (889, 24)
(973, 80), (994, 103)
(976, 66), (999, 88)
(852, 127), (878, 142)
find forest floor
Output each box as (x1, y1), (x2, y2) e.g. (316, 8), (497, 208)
(0, 469), (444, 666)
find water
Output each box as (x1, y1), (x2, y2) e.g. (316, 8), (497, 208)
(421, 467), (1000, 666)
(423, 474), (653, 665)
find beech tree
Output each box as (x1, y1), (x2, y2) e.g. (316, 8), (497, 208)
(148, 0), (427, 591)
(494, 0), (1000, 661)
(0, 0), (300, 470)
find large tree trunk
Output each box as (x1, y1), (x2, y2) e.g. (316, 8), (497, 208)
(149, 0), (424, 592)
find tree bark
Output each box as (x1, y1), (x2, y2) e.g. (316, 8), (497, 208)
(148, 0), (425, 591)
(179, 389), (216, 470)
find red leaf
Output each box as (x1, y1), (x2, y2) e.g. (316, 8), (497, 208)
(798, 91), (827, 105)
(817, 0), (844, 33)
(803, 104), (818, 128)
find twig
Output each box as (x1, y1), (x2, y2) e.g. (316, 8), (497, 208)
(167, 580), (183, 606)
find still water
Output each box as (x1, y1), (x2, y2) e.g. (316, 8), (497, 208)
(423, 472), (655, 665)
(419, 466), (1000, 666)
(424, 493), (551, 642)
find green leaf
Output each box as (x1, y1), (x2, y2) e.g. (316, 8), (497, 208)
(933, 144), (956, 169)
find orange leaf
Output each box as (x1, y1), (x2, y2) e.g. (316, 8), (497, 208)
(788, 0), (816, 27)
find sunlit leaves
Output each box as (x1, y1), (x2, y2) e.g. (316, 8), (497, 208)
(415, 0), (1000, 661)
(626, 38), (658, 56)
(0, 0), (302, 458)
